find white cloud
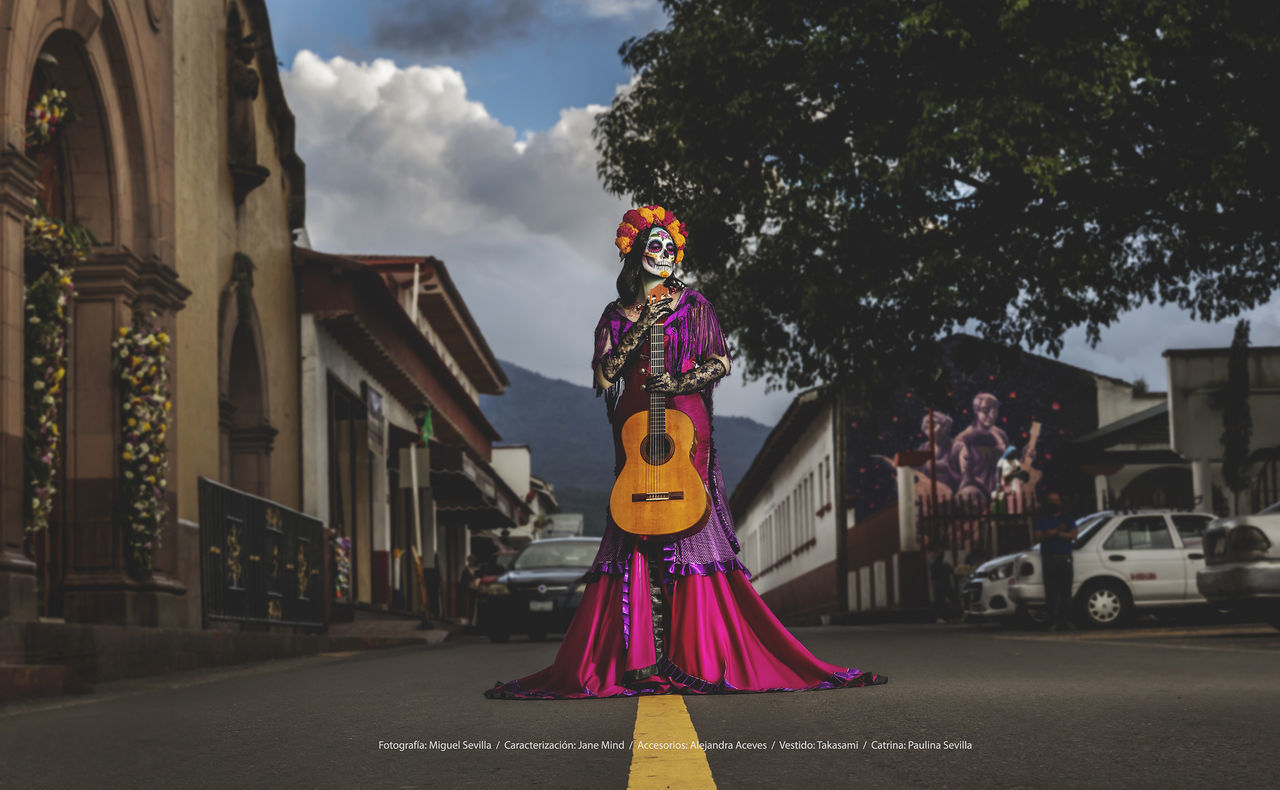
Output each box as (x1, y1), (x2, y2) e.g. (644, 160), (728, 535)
(561, 0), (663, 20)
(280, 50), (786, 423)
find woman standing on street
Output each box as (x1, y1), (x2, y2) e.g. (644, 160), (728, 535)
(484, 206), (886, 698)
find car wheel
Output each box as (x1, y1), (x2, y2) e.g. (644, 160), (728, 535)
(528, 630), (547, 642)
(1077, 580), (1131, 629)
(488, 631), (510, 643)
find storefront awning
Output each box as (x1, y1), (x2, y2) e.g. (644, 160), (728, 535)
(430, 441), (524, 530)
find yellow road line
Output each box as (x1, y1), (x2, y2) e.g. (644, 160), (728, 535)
(628, 695), (716, 790)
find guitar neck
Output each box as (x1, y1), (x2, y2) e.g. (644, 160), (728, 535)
(649, 322), (665, 437)
(1022, 423), (1042, 461)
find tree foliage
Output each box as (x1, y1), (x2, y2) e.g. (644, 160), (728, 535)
(595, 0), (1280, 398)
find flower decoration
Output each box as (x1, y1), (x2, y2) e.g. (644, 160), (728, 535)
(331, 534), (352, 601)
(112, 311), (172, 577)
(25, 88), (77, 152)
(615, 205), (688, 263)
(21, 84), (90, 537)
(24, 208), (94, 271)
(22, 205), (90, 535)
(22, 263), (74, 535)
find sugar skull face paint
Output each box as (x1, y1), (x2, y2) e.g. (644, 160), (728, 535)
(643, 227), (677, 279)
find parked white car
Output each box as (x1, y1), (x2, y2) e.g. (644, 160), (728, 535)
(962, 552), (1044, 626)
(1196, 501), (1280, 629)
(1006, 509), (1216, 628)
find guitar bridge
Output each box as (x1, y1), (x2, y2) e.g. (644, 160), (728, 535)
(631, 491), (685, 502)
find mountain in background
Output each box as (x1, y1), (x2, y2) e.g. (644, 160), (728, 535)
(479, 361), (774, 535)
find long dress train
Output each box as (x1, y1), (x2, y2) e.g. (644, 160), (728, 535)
(484, 289), (886, 699)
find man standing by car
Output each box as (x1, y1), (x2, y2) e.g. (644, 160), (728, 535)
(1035, 492), (1078, 631)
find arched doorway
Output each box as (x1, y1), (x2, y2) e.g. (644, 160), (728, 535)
(3, 0), (187, 626)
(21, 32), (116, 618)
(219, 254), (275, 497)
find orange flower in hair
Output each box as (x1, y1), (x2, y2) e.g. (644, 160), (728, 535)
(615, 205), (688, 263)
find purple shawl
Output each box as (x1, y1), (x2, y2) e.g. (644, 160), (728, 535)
(590, 288), (729, 420)
(585, 288), (745, 620)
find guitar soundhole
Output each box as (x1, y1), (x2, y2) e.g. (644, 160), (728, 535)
(642, 434), (674, 465)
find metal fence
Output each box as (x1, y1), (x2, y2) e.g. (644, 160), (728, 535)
(198, 477), (326, 629)
(916, 492), (1040, 560)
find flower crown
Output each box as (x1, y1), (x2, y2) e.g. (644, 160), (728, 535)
(615, 205), (688, 264)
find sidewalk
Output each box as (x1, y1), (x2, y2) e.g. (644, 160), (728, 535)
(325, 607), (452, 644)
(1, 609), (451, 706)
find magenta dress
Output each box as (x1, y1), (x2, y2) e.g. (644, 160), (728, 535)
(484, 288), (886, 698)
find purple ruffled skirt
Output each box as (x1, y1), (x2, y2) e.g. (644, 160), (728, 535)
(483, 557), (886, 699)
(484, 389), (886, 699)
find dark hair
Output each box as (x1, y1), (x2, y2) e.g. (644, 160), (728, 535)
(615, 226), (685, 304)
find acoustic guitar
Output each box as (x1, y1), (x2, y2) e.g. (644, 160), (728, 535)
(609, 285), (710, 538)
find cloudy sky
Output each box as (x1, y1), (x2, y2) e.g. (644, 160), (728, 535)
(264, 0), (1280, 427)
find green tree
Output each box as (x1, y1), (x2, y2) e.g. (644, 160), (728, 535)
(595, 0), (1280, 397)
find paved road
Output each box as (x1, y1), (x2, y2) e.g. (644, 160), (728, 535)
(3, 621), (1278, 789)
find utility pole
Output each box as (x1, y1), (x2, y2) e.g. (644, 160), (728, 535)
(833, 386), (849, 614)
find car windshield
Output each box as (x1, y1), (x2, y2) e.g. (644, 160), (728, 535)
(1260, 501), (1280, 515)
(513, 542), (598, 570)
(1072, 513), (1110, 549)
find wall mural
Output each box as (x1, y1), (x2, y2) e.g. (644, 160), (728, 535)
(846, 337), (1099, 527)
(890, 394), (1043, 510)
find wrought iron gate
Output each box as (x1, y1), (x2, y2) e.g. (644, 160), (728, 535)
(199, 477), (326, 628)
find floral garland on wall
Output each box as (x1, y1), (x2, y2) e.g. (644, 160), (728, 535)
(22, 78), (90, 537)
(112, 313), (171, 576)
(22, 210), (89, 535)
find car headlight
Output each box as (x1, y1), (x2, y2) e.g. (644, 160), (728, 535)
(574, 582), (587, 594)
(481, 583), (509, 596)
(989, 562), (1014, 580)
(1229, 526), (1272, 560)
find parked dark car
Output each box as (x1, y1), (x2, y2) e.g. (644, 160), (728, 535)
(477, 550), (518, 586)
(476, 537), (601, 643)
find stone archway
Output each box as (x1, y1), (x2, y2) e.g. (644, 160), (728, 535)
(19, 34), (113, 620)
(2, 0), (186, 626)
(219, 254), (275, 498)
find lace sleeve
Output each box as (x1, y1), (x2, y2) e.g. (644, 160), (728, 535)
(592, 321), (616, 393)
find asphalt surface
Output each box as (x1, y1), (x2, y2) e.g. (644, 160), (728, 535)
(3, 620), (1278, 789)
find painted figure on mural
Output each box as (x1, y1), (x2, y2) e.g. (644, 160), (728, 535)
(483, 206), (886, 699)
(992, 445), (1029, 513)
(915, 411), (959, 494)
(950, 392), (1010, 504)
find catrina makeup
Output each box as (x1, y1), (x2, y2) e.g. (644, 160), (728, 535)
(643, 227), (677, 279)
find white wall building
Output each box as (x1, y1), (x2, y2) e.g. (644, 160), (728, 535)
(296, 250), (526, 620)
(731, 389), (846, 617)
